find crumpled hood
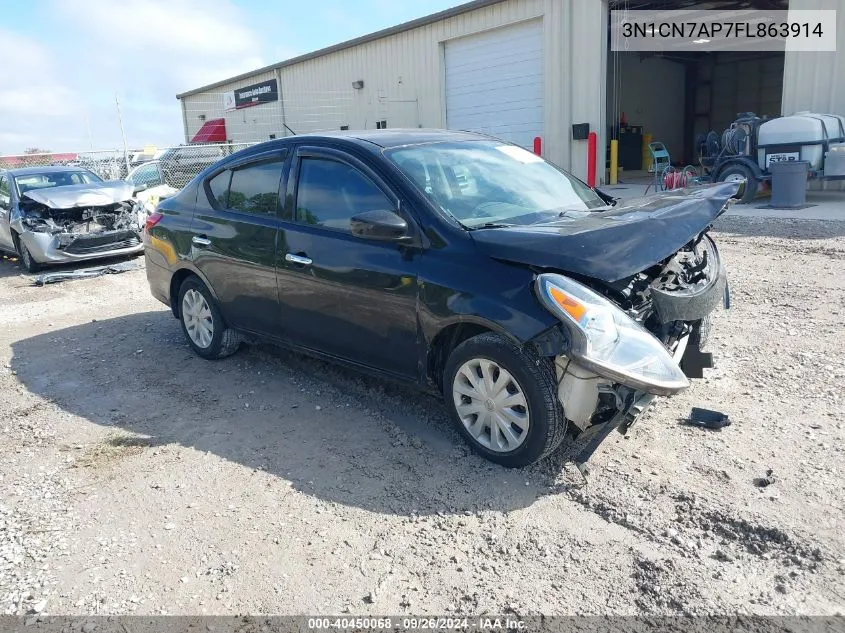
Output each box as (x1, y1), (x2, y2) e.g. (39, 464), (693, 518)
(21, 180), (135, 209)
(471, 182), (740, 283)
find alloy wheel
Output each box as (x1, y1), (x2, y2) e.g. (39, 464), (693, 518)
(452, 358), (530, 452)
(182, 288), (214, 348)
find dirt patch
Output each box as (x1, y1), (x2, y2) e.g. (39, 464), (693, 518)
(74, 432), (151, 469)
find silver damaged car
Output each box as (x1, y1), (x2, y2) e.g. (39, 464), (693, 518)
(0, 166), (145, 272)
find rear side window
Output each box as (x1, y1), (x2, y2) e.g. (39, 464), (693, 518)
(228, 159), (283, 215)
(295, 158), (392, 232)
(208, 170), (231, 208)
(0, 176), (9, 206)
(206, 155), (285, 215)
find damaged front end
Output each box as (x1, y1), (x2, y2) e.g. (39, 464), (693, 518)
(532, 230), (729, 472)
(13, 182), (145, 262)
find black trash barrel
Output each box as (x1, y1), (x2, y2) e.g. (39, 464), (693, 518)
(770, 160), (809, 208)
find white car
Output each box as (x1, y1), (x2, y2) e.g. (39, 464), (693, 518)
(126, 160), (179, 215)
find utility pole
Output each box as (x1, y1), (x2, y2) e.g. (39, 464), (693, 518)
(115, 93), (130, 176)
(85, 113), (94, 150)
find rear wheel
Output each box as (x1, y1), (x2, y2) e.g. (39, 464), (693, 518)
(177, 276), (241, 360)
(13, 234), (39, 273)
(443, 332), (567, 468)
(718, 163), (758, 203)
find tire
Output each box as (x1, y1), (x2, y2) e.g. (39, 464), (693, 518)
(717, 163), (759, 203)
(14, 234), (40, 273)
(443, 332), (567, 468)
(177, 276), (241, 360)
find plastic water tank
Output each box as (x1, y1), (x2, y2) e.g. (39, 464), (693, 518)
(757, 112), (845, 171)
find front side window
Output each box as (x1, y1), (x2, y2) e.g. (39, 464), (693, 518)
(295, 158), (392, 232)
(386, 140), (605, 228)
(129, 163), (163, 188)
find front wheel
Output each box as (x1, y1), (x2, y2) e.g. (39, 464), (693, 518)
(177, 276), (241, 360)
(718, 163), (758, 203)
(14, 235), (40, 273)
(443, 333), (567, 468)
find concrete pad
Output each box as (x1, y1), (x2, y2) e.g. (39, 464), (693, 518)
(599, 184), (845, 222)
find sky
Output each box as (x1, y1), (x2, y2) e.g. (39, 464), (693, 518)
(1, 0), (465, 155)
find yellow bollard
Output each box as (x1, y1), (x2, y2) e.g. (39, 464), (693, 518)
(610, 140), (619, 185)
(642, 134), (653, 172)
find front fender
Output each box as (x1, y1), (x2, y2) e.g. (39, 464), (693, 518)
(418, 257), (559, 349)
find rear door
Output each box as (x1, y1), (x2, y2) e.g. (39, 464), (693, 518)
(275, 145), (421, 379)
(190, 149), (289, 336)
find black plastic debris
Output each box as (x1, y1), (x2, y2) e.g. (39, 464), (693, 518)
(686, 406), (731, 430)
(754, 469), (777, 488)
(33, 260), (143, 286)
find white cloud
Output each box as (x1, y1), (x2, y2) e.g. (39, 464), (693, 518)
(55, 0), (267, 89)
(0, 30), (81, 119)
(0, 0), (271, 154)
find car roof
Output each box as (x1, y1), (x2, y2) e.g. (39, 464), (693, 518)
(1, 165), (94, 176)
(289, 128), (494, 149)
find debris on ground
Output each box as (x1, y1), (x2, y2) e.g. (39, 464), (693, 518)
(754, 469), (778, 488)
(33, 259), (143, 286)
(685, 406), (731, 430)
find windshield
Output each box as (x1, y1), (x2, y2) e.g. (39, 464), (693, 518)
(14, 170), (103, 195)
(386, 140), (605, 228)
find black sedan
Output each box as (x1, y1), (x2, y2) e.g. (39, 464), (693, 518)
(143, 130), (737, 468)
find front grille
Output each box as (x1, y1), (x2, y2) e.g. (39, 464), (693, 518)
(63, 231), (140, 255)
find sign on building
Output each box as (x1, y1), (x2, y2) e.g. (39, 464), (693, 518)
(222, 79), (279, 110)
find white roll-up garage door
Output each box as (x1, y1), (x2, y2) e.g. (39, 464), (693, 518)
(445, 19), (544, 150)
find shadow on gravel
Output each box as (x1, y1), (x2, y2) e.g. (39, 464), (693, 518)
(0, 253), (27, 279)
(714, 215), (845, 240)
(11, 310), (562, 516)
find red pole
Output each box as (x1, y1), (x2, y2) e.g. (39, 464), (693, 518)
(533, 136), (542, 156)
(587, 131), (597, 188)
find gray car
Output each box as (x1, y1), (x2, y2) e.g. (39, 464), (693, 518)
(0, 166), (145, 272)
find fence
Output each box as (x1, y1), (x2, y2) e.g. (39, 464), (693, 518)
(0, 143), (259, 190)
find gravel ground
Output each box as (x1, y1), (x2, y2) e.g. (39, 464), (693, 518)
(0, 216), (843, 618)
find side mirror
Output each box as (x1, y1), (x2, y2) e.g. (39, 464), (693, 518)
(350, 209), (409, 241)
(133, 183), (149, 194)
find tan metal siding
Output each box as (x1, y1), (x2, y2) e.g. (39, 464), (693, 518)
(782, 0), (845, 116)
(178, 0), (608, 179)
(782, 0), (845, 188)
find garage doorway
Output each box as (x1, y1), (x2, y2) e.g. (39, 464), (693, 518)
(444, 19), (544, 150)
(606, 0), (787, 179)
(607, 51), (784, 168)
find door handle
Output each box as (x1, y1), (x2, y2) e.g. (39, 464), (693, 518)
(192, 235), (211, 247)
(285, 253), (312, 266)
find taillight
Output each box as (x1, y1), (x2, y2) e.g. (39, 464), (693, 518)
(144, 211), (163, 232)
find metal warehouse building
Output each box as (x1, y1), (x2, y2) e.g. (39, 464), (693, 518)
(177, 0), (845, 183)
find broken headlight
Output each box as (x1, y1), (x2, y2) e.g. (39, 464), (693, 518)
(535, 273), (689, 396)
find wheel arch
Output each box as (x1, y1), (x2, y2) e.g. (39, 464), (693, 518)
(168, 265), (220, 318)
(425, 317), (520, 391)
